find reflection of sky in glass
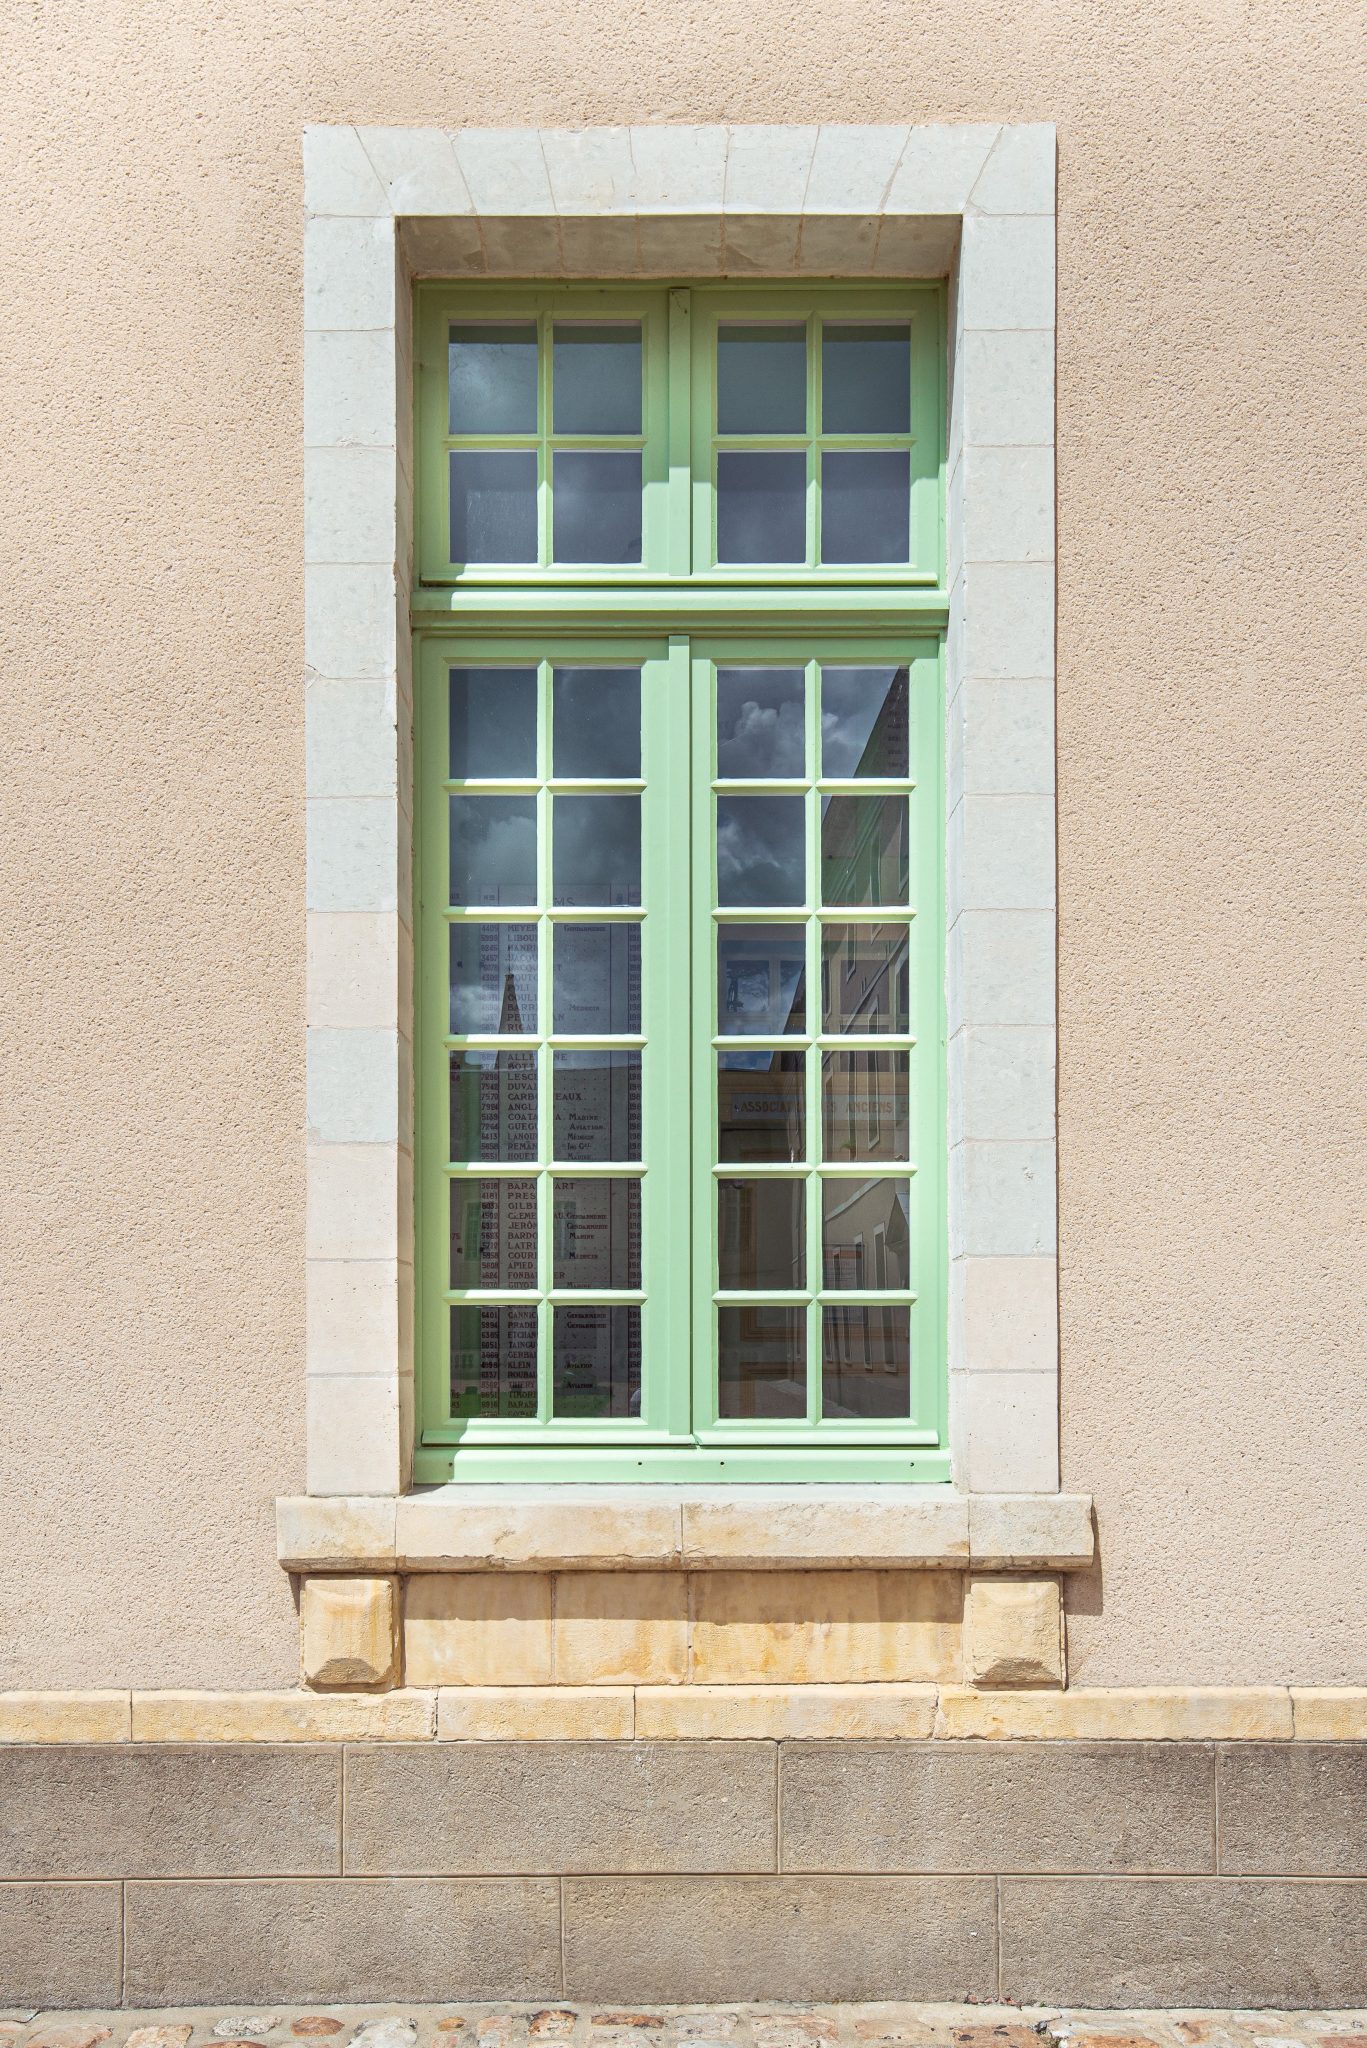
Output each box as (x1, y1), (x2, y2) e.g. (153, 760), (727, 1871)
(449, 924), (537, 1034)
(820, 668), (909, 779)
(449, 795), (537, 906)
(553, 452), (642, 565)
(718, 926), (806, 1035)
(717, 452), (805, 563)
(716, 670), (805, 778)
(717, 325), (806, 433)
(716, 795), (804, 906)
(449, 324), (537, 433)
(821, 450), (910, 564)
(553, 669), (641, 779)
(553, 325), (642, 434)
(821, 325), (911, 434)
(449, 668), (537, 779)
(449, 450), (537, 564)
(553, 794), (641, 906)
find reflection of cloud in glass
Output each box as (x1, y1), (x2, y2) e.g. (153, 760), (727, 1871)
(820, 667), (909, 778)
(449, 923), (537, 1034)
(553, 794), (641, 906)
(449, 796), (537, 906)
(716, 795), (804, 906)
(717, 669), (805, 778)
(716, 452), (806, 563)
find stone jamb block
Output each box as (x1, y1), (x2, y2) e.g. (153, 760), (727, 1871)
(301, 122), (1058, 1500)
(964, 1574), (1065, 1688)
(301, 1573), (400, 1690)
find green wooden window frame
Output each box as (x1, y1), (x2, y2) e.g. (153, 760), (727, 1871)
(414, 282), (948, 1483)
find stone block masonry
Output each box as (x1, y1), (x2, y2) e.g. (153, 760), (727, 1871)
(0, 1739), (1362, 2006)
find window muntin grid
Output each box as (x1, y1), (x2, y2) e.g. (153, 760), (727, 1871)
(414, 283), (947, 1478)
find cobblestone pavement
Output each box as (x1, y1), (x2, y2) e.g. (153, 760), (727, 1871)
(0, 2007), (1364, 2048)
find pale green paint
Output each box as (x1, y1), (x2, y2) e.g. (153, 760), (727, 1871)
(414, 281), (947, 1481)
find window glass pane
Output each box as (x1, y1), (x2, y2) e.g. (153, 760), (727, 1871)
(820, 924), (910, 1035)
(553, 1178), (641, 1289)
(717, 323), (806, 434)
(822, 1176), (910, 1289)
(718, 1049), (806, 1163)
(718, 1306), (806, 1419)
(449, 794), (537, 908)
(450, 450), (537, 564)
(820, 795), (908, 907)
(716, 668), (806, 778)
(449, 667), (537, 780)
(449, 923), (538, 1035)
(449, 1177), (537, 1289)
(554, 1304), (641, 1418)
(553, 324), (642, 434)
(822, 1305), (911, 1419)
(451, 1305), (538, 1420)
(553, 668), (641, 779)
(820, 666), (909, 779)
(821, 1049), (910, 1163)
(553, 922), (641, 1035)
(821, 324), (911, 434)
(718, 924), (807, 1036)
(718, 1178), (805, 1291)
(553, 1050), (642, 1162)
(716, 451), (806, 564)
(820, 449), (910, 564)
(716, 794), (805, 907)
(553, 793), (641, 906)
(553, 452), (642, 565)
(449, 323), (538, 434)
(449, 1050), (538, 1164)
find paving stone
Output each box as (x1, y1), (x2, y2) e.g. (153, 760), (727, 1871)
(294, 2024), (346, 2038)
(29, 2032), (113, 2048)
(126, 2031), (194, 2048)
(214, 2026), (280, 2041)
(352, 2028), (418, 2048)
(528, 2020), (577, 2039)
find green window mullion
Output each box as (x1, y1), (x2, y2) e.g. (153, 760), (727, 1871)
(803, 654), (822, 1425)
(535, 657), (554, 1421)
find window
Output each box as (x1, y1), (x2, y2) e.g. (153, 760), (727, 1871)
(414, 283), (946, 1480)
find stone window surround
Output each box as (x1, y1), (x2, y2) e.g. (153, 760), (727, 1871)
(303, 121), (1060, 1549)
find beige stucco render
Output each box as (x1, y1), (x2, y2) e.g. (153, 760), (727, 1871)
(0, 2), (1363, 1691)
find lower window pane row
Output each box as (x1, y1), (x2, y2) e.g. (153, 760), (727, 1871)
(720, 1305), (910, 1421)
(452, 1304), (641, 1421)
(450, 1179), (641, 1289)
(449, 1303), (909, 1424)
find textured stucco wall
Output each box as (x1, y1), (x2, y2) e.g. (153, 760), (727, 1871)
(0, 1), (1362, 1689)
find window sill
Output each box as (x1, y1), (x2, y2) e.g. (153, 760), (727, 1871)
(277, 1486), (1094, 1575)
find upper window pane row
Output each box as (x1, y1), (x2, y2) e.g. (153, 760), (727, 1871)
(717, 322), (911, 436)
(450, 323), (642, 436)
